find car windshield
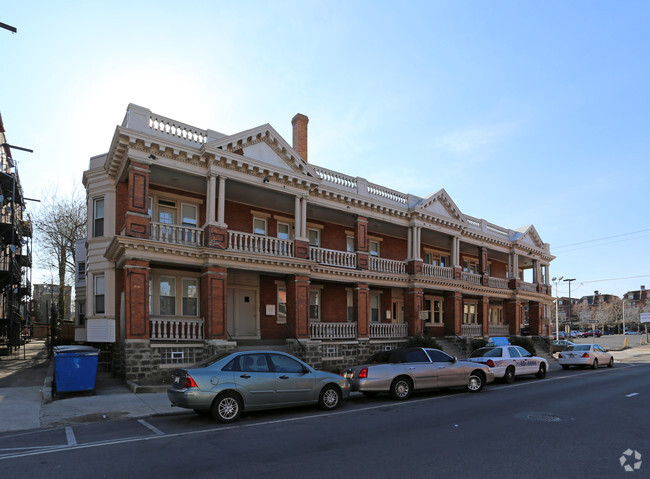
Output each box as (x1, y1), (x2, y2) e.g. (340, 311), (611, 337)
(566, 345), (590, 351)
(191, 352), (231, 369)
(469, 347), (503, 358)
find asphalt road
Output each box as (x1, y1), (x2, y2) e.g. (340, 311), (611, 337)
(1, 362), (649, 478)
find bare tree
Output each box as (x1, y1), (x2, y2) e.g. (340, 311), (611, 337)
(32, 186), (87, 320)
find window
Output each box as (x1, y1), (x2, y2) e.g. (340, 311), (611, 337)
(160, 277), (176, 316)
(347, 290), (354, 322)
(508, 347), (521, 358)
(370, 294), (380, 322)
(182, 279), (198, 316)
(277, 222), (291, 240)
(423, 297), (443, 324)
(463, 260), (478, 274)
(369, 240), (380, 257)
(309, 289), (320, 321)
(93, 198), (104, 237)
(269, 354), (304, 373)
(181, 204), (197, 227)
(463, 302), (477, 324)
(404, 349), (429, 363)
(308, 228), (320, 247)
(148, 197), (153, 217)
(253, 218), (267, 235)
(149, 278), (153, 315)
(78, 262), (85, 281)
(78, 302), (86, 325)
(426, 349), (453, 362)
(94, 275), (105, 314)
(346, 236), (355, 253)
(277, 284), (287, 324)
(424, 253), (448, 267)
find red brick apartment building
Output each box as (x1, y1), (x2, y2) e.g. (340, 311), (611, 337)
(77, 104), (555, 383)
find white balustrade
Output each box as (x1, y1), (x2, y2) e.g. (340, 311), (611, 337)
(369, 257), (406, 275)
(313, 166), (357, 190)
(369, 322), (408, 338)
(461, 272), (482, 285)
(422, 264), (454, 279)
(228, 231), (294, 257)
(150, 318), (204, 341)
(310, 247), (356, 268)
(366, 182), (408, 205)
(310, 322), (357, 340)
(488, 277), (510, 289)
(150, 222), (203, 246)
(489, 325), (510, 336)
(461, 324), (483, 337)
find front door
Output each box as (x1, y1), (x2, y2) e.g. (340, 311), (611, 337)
(227, 288), (259, 338)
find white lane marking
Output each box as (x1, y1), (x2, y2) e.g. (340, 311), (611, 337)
(0, 362), (646, 461)
(65, 427), (77, 447)
(626, 393), (639, 397)
(138, 419), (164, 435)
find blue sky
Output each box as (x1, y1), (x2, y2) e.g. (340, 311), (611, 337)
(2, 1), (649, 298)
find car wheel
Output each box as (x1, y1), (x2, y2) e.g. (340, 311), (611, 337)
(390, 376), (412, 400)
(561, 365), (570, 370)
(318, 384), (342, 411)
(466, 371), (484, 393)
(211, 392), (242, 423)
(504, 366), (515, 384)
(591, 359), (598, 369)
(536, 363), (547, 379)
(608, 357), (614, 368)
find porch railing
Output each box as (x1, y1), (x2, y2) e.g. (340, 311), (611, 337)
(461, 323), (483, 337)
(422, 264), (454, 279)
(310, 322), (357, 340)
(150, 222), (203, 246)
(520, 281), (538, 293)
(489, 324), (510, 336)
(150, 317), (204, 341)
(369, 257), (406, 275)
(488, 277), (509, 289)
(461, 272), (482, 285)
(228, 231), (294, 257)
(369, 322), (408, 338)
(310, 247), (356, 268)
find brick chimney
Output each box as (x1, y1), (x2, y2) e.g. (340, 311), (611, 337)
(642, 285), (647, 301)
(291, 113), (309, 162)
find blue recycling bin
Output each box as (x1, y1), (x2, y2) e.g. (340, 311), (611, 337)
(53, 345), (100, 393)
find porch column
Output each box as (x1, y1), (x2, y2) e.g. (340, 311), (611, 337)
(529, 301), (543, 336)
(124, 161), (150, 239)
(508, 250), (521, 289)
(293, 196), (309, 259)
(480, 246), (490, 286)
(286, 275), (310, 339)
(354, 283), (370, 339)
(205, 174), (216, 226)
(204, 176), (228, 248)
(444, 291), (462, 336)
(217, 176), (227, 226)
(405, 287), (424, 336)
(406, 225), (423, 275)
(200, 265), (227, 339)
(505, 299), (521, 335)
(533, 260), (540, 283)
(355, 215), (369, 270)
(451, 236), (462, 280)
(478, 297), (490, 337)
(124, 259), (150, 339)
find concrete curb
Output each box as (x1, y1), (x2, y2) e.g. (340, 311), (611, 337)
(126, 380), (169, 394)
(42, 360), (53, 405)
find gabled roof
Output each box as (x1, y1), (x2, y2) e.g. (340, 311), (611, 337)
(204, 123), (318, 179)
(511, 224), (545, 248)
(413, 188), (465, 222)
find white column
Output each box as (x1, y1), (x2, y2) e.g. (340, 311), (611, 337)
(451, 236), (460, 267)
(206, 175), (216, 225)
(407, 227), (413, 259)
(416, 227), (422, 260)
(217, 176), (226, 226)
(301, 197), (308, 238)
(511, 251), (519, 279)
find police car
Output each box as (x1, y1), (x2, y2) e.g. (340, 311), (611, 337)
(464, 338), (548, 383)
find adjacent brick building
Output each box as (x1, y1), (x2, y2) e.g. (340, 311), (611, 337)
(78, 104), (555, 383)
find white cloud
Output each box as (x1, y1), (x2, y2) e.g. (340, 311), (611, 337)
(434, 121), (519, 155)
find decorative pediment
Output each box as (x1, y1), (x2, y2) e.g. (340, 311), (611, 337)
(204, 124), (318, 179)
(512, 225), (545, 248)
(414, 188), (465, 222)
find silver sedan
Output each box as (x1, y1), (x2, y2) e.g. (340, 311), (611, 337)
(168, 350), (350, 422)
(343, 347), (494, 400)
(558, 344), (614, 369)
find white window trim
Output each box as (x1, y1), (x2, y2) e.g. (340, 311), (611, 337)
(181, 203), (198, 228)
(253, 217), (268, 236)
(276, 280), (287, 324)
(181, 278), (199, 317)
(424, 295), (444, 324)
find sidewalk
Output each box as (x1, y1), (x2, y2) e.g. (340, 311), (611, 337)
(1, 340), (649, 434)
(0, 340), (186, 433)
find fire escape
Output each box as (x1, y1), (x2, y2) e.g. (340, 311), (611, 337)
(0, 113), (33, 358)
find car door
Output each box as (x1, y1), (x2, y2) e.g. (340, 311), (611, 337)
(232, 352), (276, 407)
(268, 353), (318, 405)
(515, 346), (538, 374)
(426, 349), (463, 387)
(401, 348), (437, 389)
(507, 347), (526, 374)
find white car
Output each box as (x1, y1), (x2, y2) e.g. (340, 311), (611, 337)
(465, 345), (548, 383)
(558, 344), (613, 370)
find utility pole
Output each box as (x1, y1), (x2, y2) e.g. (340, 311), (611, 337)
(564, 278), (576, 331)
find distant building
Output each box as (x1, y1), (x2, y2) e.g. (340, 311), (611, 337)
(32, 284), (72, 323)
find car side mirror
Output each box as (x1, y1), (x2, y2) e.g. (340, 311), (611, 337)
(302, 366), (311, 374)
(452, 356), (457, 363)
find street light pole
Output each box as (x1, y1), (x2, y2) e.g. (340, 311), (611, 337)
(552, 276), (564, 340)
(563, 278), (576, 332)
